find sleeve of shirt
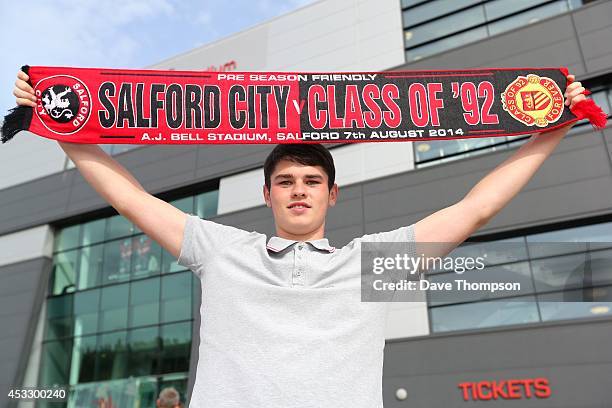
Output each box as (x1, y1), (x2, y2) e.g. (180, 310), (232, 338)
(359, 223), (418, 259)
(177, 213), (250, 273)
(362, 224), (416, 244)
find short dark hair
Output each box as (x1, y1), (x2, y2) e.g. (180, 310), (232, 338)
(264, 144), (336, 190)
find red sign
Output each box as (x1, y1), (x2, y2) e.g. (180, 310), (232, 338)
(458, 378), (551, 401)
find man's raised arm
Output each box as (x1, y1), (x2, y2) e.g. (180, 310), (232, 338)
(59, 142), (187, 259)
(414, 74), (587, 259)
(13, 69), (188, 259)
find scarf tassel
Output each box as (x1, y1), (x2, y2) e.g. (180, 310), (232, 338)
(570, 98), (608, 130)
(1, 65), (32, 144)
(1, 105), (33, 143)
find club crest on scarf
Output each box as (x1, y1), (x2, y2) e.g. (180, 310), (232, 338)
(501, 74), (564, 127)
(34, 75), (92, 135)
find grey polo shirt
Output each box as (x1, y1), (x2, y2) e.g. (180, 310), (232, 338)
(178, 214), (416, 408)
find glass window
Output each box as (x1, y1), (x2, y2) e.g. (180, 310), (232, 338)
(405, 6), (486, 48)
(103, 238), (133, 283)
(81, 219), (106, 246)
(401, 0), (427, 8)
(406, 26), (488, 62)
(428, 262), (534, 306)
(528, 221), (612, 244)
(488, 1), (570, 36)
(531, 249), (612, 293)
(132, 235), (162, 279)
(485, 0), (552, 20)
(70, 334), (97, 384)
(159, 375), (189, 407)
(430, 296), (540, 332)
(39, 339), (73, 386)
(129, 277), (160, 328)
(538, 286), (612, 321)
(127, 326), (160, 376)
(171, 197), (194, 214)
(161, 273), (192, 323)
(78, 243), (104, 290)
(45, 295), (73, 340)
(451, 237), (529, 268)
(55, 224), (80, 252)
(195, 190), (219, 219)
(162, 248), (185, 274)
(590, 89), (612, 119)
(403, 0), (482, 27)
(52, 250), (78, 295)
(69, 377), (149, 407)
(137, 377), (159, 408)
(96, 331), (128, 380)
(414, 135), (504, 163)
(106, 214), (134, 241)
(74, 289), (100, 336)
(429, 219), (612, 333)
(160, 321), (192, 373)
(100, 284), (129, 332)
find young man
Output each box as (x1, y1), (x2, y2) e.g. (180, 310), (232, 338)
(13, 71), (587, 407)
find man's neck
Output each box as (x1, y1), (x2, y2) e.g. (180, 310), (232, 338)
(276, 226), (325, 241)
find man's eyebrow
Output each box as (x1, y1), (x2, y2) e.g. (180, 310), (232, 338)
(273, 174), (324, 180)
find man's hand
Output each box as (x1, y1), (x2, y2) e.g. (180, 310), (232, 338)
(542, 74), (587, 134)
(12, 70), (37, 108)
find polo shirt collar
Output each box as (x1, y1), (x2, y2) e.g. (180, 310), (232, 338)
(267, 236), (336, 253)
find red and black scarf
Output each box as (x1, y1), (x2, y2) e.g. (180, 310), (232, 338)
(1, 65), (606, 145)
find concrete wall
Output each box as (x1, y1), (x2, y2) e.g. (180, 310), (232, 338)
(383, 318), (612, 407)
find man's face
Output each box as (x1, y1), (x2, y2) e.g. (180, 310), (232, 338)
(263, 159), (338, 239)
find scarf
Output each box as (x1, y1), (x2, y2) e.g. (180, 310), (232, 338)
(2, 65), (606, 145)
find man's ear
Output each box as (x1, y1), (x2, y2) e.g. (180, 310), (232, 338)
(263, 184), (272, 207)
(328, 183), (339, 207)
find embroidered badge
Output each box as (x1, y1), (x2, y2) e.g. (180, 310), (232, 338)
(501, 74), (564, 127)
(35, 75), (92, 135)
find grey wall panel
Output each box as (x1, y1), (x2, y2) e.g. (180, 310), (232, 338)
(64, 147), (199, 214)
(572, 0), (612, 34)
(579, 26), (612, 74)
(382, 319), (612, 407)
(194, 145), (274, 180)
(0, 171), (74, 208)
(484, 174), (612, 230)
(605, 128), (612, 162)
(325, 184), (363, 231)
(364, 213), (427, 236)
(0, 257), (51, 408)
(326, 225), (365, 247)
(574, 0), (612, 75)
(401, 14), (584, 72)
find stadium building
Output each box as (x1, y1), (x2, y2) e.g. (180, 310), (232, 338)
(1, 0), (611, 406)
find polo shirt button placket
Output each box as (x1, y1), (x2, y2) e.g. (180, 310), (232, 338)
(293, 243), (306, 286)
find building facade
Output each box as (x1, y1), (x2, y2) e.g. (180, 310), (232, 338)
(0, 0), (611, 407)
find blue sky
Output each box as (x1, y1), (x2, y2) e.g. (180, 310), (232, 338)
(0, 0), (314, 114)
